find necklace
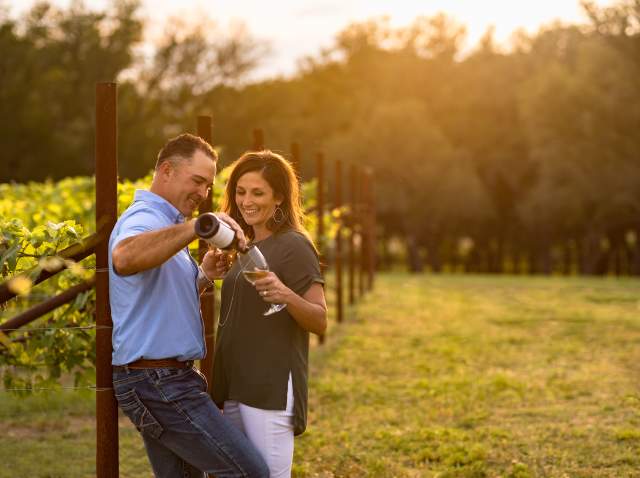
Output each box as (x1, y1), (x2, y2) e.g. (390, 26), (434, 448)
(218, 266), (243, 328)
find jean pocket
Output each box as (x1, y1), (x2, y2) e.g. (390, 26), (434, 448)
(115, 389), (163, 439)
(192, 368), (208, 391)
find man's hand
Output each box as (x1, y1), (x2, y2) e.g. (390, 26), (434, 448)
(201, 248), (232, 280)
(214, 212), (247, 251)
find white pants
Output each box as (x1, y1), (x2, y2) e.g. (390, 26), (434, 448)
(223, 374), (295, 478)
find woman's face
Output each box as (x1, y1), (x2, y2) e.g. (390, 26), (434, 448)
(235, 171), (281, 232)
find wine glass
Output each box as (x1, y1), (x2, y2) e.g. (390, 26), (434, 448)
(237, 245), (286, 316)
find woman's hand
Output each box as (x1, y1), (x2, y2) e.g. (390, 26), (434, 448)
(254, 272), (292, 304)
(255, 271), (327, 335)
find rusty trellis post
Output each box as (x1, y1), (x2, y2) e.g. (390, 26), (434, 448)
(334, 159), (343, 323)
(348, 163), (357, 306)
(316, 152), (325, 255)
(316, 152), (326, 344)
(197, 116), (216, 394)
(252, 128), (264, 150)
(95, 81), (119, 478)
(366, 169), (376, 290)
(358, 167), (367, 298)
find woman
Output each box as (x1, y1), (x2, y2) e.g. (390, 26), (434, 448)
(212, 150), (327, 477)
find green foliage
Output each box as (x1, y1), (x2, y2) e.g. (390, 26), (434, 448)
(199, 2), (639, 272)
(0, 212), (94, 390)
(0, 0), (143, 182)
(0, 172), (146, 389)
(0, 1), (265, 182)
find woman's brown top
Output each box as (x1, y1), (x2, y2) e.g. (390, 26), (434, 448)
(212, 230), (324, 435)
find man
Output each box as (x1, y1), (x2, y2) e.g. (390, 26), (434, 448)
(108, 133), (268, 477)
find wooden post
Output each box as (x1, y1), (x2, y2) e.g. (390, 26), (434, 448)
(335, 159), (343, 323)
(252, 128), (264, 150)
(358, 167), (366, 299)
(348, 164), (357, 306)
(365, 169), (375, 290)
(95, 82), (119, 478)
(316, 152), (326, 344)
(316, 153), (325, 253)
(197, 116), (216, 395)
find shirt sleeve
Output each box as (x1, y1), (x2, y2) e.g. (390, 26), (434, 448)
(111, 208), (167, 252)
(279, 232), (325, 297)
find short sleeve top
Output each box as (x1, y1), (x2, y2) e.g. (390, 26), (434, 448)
(108, 190), (204, 365)
(212, 230), (324, 435)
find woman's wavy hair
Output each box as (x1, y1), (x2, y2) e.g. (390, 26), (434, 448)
(222, 150), (316, 250)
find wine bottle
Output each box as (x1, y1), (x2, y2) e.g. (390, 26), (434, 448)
(195, 213), (245, 251)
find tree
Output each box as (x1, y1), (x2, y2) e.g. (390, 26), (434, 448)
(0, 0), (143, 182)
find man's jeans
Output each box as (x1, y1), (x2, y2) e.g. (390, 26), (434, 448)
(113, 366), (269, 478)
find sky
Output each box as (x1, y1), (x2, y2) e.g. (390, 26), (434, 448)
(7, 0), (616, 79)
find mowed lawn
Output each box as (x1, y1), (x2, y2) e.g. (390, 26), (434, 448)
(1, 273), (640, 477)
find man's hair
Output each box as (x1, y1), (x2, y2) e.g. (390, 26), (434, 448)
(155, 133), (217, 170)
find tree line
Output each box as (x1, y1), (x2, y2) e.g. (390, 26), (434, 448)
(1, 0), (638, 274)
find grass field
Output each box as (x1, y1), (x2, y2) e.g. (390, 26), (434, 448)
(1, 273), (640, 477)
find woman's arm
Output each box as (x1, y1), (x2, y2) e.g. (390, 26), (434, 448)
(284, 283), (327, 336)
(254, 275), (327, 335)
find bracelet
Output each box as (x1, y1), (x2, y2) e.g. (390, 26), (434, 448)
(198, 265), (215, 288)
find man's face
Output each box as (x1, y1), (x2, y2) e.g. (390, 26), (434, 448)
(165, 150), (216, 217)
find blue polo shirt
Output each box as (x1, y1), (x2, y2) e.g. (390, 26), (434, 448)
(108, 190), (205, 365)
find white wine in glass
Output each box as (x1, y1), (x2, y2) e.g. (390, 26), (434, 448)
(238, 245), (287, 316)
(243, 269), (269, 285)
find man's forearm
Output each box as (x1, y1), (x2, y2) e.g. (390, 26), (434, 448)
(112, 220), (196, 275)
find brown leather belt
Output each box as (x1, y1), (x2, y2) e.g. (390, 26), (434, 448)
(115, 358), (194, 370)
